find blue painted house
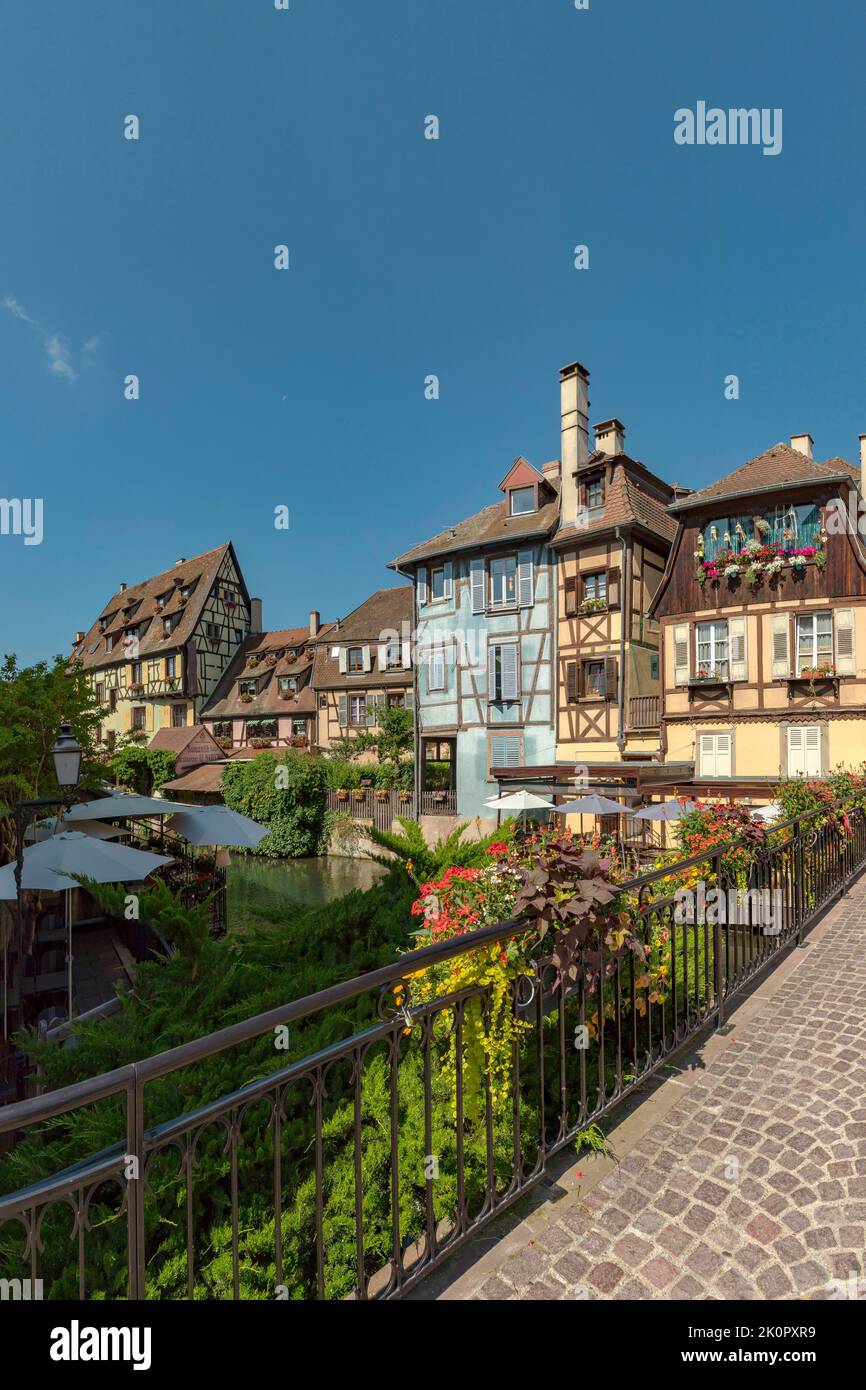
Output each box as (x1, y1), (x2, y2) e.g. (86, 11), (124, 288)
(390, 458), (559, 824)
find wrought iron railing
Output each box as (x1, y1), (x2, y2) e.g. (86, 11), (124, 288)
(0, 806), (862, 1299)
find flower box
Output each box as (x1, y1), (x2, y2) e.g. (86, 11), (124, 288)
(335, 789), (349, 801)
(352, 790), (368, 802)
(374, 790), (390, 802)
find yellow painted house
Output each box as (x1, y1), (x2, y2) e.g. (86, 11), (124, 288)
(71, 543), (258, 750)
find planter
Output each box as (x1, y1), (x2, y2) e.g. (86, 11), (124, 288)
(374, 790), (390, 802)
(335, 790), (350, 802)
(352, 790), (367, 803)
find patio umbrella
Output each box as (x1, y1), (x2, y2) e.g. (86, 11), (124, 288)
(633, 800), (697, 821)
(0, 832), (172, 1025)
(64, 792), (192, 821)
(556, 794), (627, 816)
(752, 803), (782, 822)
(26, 817), (127, 843)
(166, 806), (269, 858)
(484, 789), (552, 829)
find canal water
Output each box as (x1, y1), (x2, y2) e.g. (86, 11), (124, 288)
(226, 854), (386, 932)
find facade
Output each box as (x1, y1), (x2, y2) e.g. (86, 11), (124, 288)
(309, 587), (413, 751)
(651, 436), (866, 790)
(199, 614), (324, 752)
(390, 457), (559, 820)
(72, 544), (256, 749)
(553, 362), (677, 770)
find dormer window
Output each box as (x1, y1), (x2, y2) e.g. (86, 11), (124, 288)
(279, 676), (298, 695)
(164, 614), (180, 636)
(239, 679), (257, 696)
(584, 475), (605, 510)
(509, 486), (535, 517)
(347, 647), (364, 673)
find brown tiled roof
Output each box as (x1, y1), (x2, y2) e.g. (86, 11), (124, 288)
(311, 587), (413, 691)
(161, 765), (225, 795)
(200, 627), (320, 719)
(148, 726), (220, 754)
(669, 443), (859, 512)
(72, 544), (236, 670)
(390, 490), (560, 568)
(554, 458), (677, 545)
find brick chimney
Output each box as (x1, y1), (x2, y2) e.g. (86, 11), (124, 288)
(309, 609), (320, 640)
(559, 361), (590, 529)
(790, 434), (814, 459)
(594, 418), (625, 457)
(250, 598), (262, 633)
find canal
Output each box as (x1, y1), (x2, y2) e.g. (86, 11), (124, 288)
(226, 854), (386, 932)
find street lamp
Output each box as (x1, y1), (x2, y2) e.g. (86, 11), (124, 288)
(52, 723), (83, 793)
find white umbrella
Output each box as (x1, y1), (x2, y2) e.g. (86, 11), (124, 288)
(557, 794), (626, 816)
(633, 800), (697, 821)
(65, 792), (192, 820)
(166, 806), (269, 850)
(752, 803), (782, 822)
(484, 790), (552, 811)
(26, 817), (127, 843)
(0, 833), (172, 1023)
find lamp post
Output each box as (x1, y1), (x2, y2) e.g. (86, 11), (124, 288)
(5, 724), (83, 1044)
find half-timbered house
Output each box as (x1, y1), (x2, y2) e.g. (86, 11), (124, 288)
(650, 436), (866, 791)
(72, 544), (256, 749)
(199, 613), (324, 752)
(309, 587), (413, 752)
(389, 458), (559, 821)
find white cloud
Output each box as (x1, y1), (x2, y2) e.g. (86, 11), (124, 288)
(2, 294), (103, 384)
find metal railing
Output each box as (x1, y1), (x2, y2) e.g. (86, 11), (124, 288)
(0, 805), (862, 1299)
(326, 789), (457, 820)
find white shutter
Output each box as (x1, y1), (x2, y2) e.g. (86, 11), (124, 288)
(673, 624), (690, 685)
(338, 648), (347, 675)
(728, 616), (747, 681)
(834, 607), (856, 675)
(771, 614), (790, 678)
(338, 693), (348, 727)
(501, 643), (519, 701)
(804, 726), (821, 775)
(517, 550), (534, 608)
(429, 648), (445, 691)
(491, 735), (521, 769)
(698, 733), (714, 776)
(362, 645), (372, 673)
(715, 733), (732, 776)
(787, 726), (804, 775)
(488, 642), (498, 700)
(401, 636), (412, 669)
(443, 561), (454, 600)
(470, 557), (485, 614)
(417, 566), (428, 606)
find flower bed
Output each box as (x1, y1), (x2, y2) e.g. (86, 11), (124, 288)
(695, 536), (827, 586)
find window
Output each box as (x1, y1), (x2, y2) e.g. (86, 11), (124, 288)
(247, 718), (277, 739)
(205, 623), (220, 641)
(131, 661), (142, 684)
(106, 730), (116, 753)
(387, 692), (405, 708)
(697, 732), (732, 777)
(650, 655), (659, 681)
(796, 612), (833, 674)
(489, 734), (522, 770)
(429, 566), (446, 601)
(702, 503), (823, 560)
(214, 721), (233, 740)
(106, 633), (117, 651)
(385, 640), (401, 670)
(166, 655), (177, 678)
(172, 704), (188, 728)
(428, 648), (446, 691)
(489, 642), (520, 702)
(347, 646), (364, 673)
(582, 572), (607, 604)
(131, 706), (146, 730)
(787, 726), (821, 777)
(509, 486), (535, 516)
(109, 688), (117, 713)
(147, 660), (160, 683)
(425, 740), (452, 761)
(235, 628), (248, 643)
(95, 682), (105, 704)
(585, 475), (604, 509)
(584, 660), (606, 698)
(164, 614), (180, 636)
(349, 695), (367, 726)
(696, 620), (729, 678)
(279, 675), (298, 694)
(489, 554), (517, 608)
(239, 679), (257, 696)
(292, 718), (307, 737)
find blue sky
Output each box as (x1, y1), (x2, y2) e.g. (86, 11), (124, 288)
(1, 0), (864, 664)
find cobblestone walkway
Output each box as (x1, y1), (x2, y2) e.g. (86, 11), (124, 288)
(468, 883), (866, 1301)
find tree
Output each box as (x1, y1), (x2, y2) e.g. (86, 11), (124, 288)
(0, 654), (106, 862)
(109, 746), (176, 795)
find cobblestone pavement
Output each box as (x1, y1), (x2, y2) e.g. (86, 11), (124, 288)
(474, 885), (866, 1301)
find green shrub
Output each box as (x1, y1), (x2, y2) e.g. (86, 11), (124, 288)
(221, 752), (327, 857)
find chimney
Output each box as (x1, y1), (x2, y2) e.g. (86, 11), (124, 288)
(250, 597), (262, 633)
(593, 418), (626, 457)
(119, 582), (127, 593)
(859, 435), (866, 496)
(540, 459), (561, 483)
(74, 630), (84, 644)
(309, 609), (320, 640)
(790, 434), (814, 459)
(559, 360), (591, 529)
(175, 557), (186, 566)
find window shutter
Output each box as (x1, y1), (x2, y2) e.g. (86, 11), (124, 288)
(487, 642), (498, 701)
(338, 648), (347, 675)
(566, 661), (577, 704)
(771, 614), (790, 678)
(578, 662), (586, 698)
(362, 645), (372, 673)
(564, 576), (578, 618)
(517, 550), (534, 608)
(501, 643), (519, 701)
(470, 557), (485, 614)
(698, 733), (714, 776)
(673, 623), (690, 685)
(606, 567), (621, 609)
(401, 636), (411, 669)
(338, 694), (348, 727)
(834, 607), (856, 675)
(443, 560), (454, 600)
(491, 735), (521, 769)
(429, 649), (445, 692)
(417, 566), (428, 606)
(716, 733), (732, 776)
(804, 725), (821, 775)
(728, 615), (748, 682)
(603, 655), (617, 701)
(404, 688), (414, 711)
